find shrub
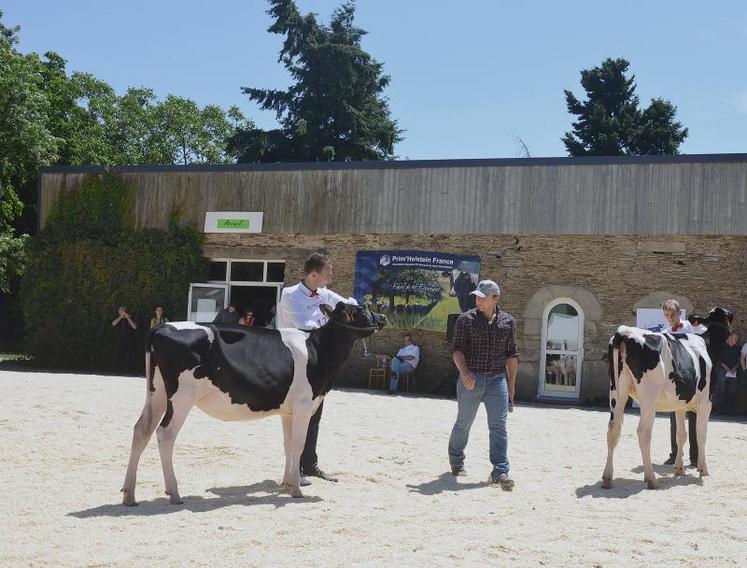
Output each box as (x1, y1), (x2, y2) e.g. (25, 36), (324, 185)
(21, 173), (206, 371)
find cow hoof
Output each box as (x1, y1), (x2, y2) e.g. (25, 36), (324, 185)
(291, 490), (304, 498)
(645, 479), (658, 490)
(167, 492), (183, 505)
(674, 466), (685, 476)
(601, 478), (612, 489)
(699, 469), (710, 478)
(121, 489), (137, 506)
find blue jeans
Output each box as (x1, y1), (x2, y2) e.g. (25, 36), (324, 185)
(717, 374), (738, 414)
(448, 372), (509, 477)
(390, 358), (415, 392)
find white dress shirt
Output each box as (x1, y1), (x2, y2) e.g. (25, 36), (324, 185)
(275, 280), (354, 330)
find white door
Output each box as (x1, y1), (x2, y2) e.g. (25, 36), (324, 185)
(538, 299), (584, 399)
(187, 283), (229, 323)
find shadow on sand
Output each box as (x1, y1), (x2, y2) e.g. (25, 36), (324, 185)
(406, 472), (488, 495)
(68, 479), (322, 518)
(576, 471), (703, 499)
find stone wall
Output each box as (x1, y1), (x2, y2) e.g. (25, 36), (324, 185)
(204, 233), (747, 405)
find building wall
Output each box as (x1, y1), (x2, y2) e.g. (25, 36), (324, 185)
(203, 232), (747, 402)
(39, 154), (747, 236)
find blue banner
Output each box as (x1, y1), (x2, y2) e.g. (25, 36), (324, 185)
(354, 250), (481, 332)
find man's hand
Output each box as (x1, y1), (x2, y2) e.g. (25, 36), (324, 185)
(461, 373), (476, 390)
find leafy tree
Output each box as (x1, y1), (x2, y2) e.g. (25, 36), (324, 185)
(563, 58), (688, 156)
(231, 0), (402, 162)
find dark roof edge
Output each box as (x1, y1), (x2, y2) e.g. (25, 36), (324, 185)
(38, 153), (747, 175)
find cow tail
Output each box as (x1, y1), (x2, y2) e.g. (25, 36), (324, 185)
(145, 329), (156, 394)
(608, 333), (623, 423)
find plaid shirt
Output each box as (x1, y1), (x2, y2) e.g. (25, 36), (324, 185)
(452, 308), (519, 374)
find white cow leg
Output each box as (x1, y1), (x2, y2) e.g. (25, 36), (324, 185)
(286, 407), (313, 498)
(602, 379), (630, 489)
(122, 377), (167, 505)
(636, 402), (658, 489)
(281, 414), (293, 487)
(695, 401), (711, 477)
(156, 386), (197, 505)
(673, 410), (687, 476)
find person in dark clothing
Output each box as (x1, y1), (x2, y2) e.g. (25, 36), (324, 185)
(716, 333), (740, 415)
(112, 306), (138, 375)
(213, 303), (242, 325)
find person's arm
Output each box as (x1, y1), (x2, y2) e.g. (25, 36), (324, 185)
(741, 346), (747, 370)
(452, 317), (475, 390)
(125, 314), (137, 330)
(111, 315), (123, 327)
(275, 293), (304, 329)
(453, 351), (475, 390)
(506, 319), (519, 404)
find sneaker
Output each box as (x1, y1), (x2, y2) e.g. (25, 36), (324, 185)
(303, 466), (338, 482)
(300, 476), (311, 487)
(451, 465), (465, 476)
(491, 473), (515, 491)
(663, 456), (676, 465)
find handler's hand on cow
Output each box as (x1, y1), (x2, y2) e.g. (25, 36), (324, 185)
(461, 372), (476, 390)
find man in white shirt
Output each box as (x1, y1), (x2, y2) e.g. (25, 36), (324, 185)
(389, 334), (420, 393)
(275, 253), (352, 484)
(661, 299), (698, 466)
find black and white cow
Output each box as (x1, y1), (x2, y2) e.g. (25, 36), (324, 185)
(602, 307), (732, 489)
(122, 302), (386, 504)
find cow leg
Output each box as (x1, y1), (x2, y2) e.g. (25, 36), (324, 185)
(281, 414), (293, 487)
(602, 377), (630, 489)
(285, 406), (314, 498)
(156, 382), (198, 505)
(673, 410), (687, 476)
(122, 370), (167, 506)
(636, 402), (658, 489)
(695, 401), (711, 477)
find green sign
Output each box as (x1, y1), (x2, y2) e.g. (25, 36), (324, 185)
(217, 218), (250, 229)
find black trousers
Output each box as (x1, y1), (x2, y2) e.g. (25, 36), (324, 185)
(669, 411), (698, 462)
(300, 400), (324, 473)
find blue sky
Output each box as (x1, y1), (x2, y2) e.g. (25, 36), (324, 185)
(5, 0), (746, 159)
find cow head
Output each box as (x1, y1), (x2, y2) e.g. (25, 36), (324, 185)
(320, 302), (387, 336)
(690, 307), (734, 332)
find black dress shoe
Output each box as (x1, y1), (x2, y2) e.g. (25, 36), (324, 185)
(663, 456), (676, 465)
(303, 466), (338, 482)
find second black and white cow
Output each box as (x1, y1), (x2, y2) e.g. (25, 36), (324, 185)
(602, 307), (732, 489)
(122, 302), (386, 504)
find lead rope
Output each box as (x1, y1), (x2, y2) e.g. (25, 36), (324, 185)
(361, 337), (374, 359)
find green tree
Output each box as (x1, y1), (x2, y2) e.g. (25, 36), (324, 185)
(231, 0), (402, 162)
(562, 58), (688, 156)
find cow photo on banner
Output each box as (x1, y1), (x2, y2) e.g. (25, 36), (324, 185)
(354, 250), (481, 332)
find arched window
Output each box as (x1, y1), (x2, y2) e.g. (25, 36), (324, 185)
(539, 298), (585, 399)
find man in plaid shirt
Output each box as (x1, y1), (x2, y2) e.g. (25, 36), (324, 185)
(448, 279), (519, 490)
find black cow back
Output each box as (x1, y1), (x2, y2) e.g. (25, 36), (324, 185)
(207, 326), (295, 412)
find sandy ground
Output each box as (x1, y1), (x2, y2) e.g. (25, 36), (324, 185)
(1, 370), (746, 567)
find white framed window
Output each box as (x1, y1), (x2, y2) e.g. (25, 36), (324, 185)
(538, 298), (585, 399)
(195, 259), (286, 327)
(207, 259), (286, 285)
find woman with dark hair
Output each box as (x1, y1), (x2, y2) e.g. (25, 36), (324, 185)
(150, 306), (170, 328)
(239, 307), (256, 327)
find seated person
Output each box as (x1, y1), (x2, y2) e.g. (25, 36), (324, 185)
(389, 334), (420, 393)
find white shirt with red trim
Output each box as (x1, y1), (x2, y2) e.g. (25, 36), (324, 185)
(667, 320), (694, 333)
(275, 280), (354, 330)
